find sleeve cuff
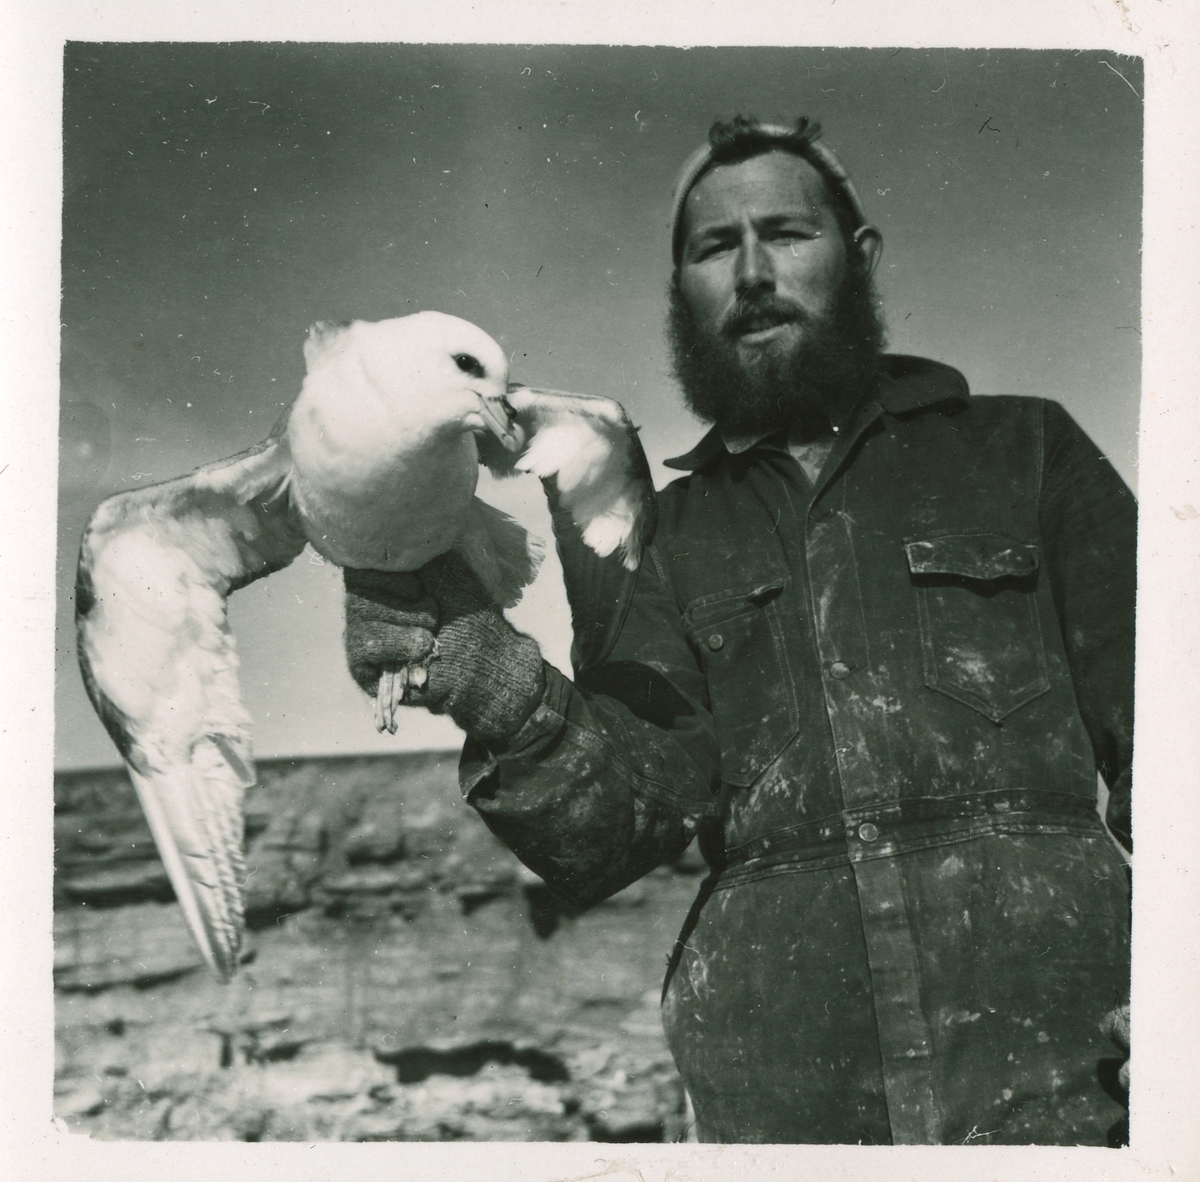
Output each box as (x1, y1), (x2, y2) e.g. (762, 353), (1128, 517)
(458, 663), (573, 798)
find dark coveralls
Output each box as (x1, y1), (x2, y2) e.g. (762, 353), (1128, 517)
(459, 356), (1135, 1144)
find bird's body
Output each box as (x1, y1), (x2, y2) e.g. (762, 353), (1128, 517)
(286, 313), (529, 582)
(76, 310), (657, 980)
(292, 420), (479, 571)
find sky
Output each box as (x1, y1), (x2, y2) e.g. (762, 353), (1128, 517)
(55, 44), (1143, 769)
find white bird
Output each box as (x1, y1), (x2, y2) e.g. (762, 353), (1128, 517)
(75, 310), (657, 980)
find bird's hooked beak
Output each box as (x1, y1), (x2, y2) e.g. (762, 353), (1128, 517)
(474, 393), (525, 453)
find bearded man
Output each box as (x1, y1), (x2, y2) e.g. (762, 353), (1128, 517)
(343, 116), (1135, 1145)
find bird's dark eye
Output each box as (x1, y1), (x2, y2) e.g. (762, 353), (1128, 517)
(453, 353), (486, 378)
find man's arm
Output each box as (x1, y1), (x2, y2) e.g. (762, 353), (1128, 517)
(344, 539), (722, 910)
(459, 539), (721, 908)
(1038, 400), (1137, 852)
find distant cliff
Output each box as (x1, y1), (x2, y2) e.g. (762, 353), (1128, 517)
(54, 751), (705, 1141)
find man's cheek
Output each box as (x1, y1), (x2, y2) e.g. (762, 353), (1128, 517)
(680, 275), (731, 328)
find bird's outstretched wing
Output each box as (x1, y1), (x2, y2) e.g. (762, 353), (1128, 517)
(75, 419), (307, 980)
(493, 385), (658, 572)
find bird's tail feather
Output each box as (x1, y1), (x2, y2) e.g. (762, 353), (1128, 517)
(456, 497), (544, 608)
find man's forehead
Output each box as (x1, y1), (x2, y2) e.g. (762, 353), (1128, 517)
(683, 151), (834, 230)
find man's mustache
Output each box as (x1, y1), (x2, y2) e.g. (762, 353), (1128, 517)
(721, 293), (810, 338)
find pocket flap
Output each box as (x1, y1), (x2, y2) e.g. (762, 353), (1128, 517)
(904, 534), (1039, 582)
(684, 576), (786, 628)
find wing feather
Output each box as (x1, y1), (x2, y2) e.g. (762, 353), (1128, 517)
(76, 427), (306, 979)
(454, 496), (545, 609)
(498, 386), (658, 570)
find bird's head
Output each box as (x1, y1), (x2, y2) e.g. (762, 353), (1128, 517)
(300, 311), (522, 452)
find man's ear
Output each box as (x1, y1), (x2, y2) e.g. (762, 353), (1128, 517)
(852, 225), (883, 276)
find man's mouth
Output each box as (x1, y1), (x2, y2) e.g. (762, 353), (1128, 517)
(738, 325), (792, 346)
(725, 302), (803, 340)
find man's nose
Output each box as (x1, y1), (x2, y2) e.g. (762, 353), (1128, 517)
(735, 236), (774, 291)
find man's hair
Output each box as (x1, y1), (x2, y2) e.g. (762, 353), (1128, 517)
(669, 115), (872, 267)
(706, 116), (863, 245)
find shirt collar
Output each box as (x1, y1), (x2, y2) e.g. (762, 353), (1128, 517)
(663, 354), (971, 471)
(722, 426), (782, 456)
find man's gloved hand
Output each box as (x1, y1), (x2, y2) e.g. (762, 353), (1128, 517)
(1102, 1003), (1131, 1092)
(344, 551), (545, 742)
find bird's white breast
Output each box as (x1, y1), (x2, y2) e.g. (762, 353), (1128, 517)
(288, 405), (480, 570)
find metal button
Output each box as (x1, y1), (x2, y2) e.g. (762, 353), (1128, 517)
(858, 822), (880, 843)
(707, 633), (724, 652)
(830, 660), (851, 679)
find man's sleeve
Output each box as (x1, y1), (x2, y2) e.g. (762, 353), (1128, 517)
(1039, 400), (1137, 852)
(458, 540), (722, 909)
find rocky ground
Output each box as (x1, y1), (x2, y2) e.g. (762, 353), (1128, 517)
(53, 751), (705, 1141)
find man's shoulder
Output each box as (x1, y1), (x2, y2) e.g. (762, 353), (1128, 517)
(958, 391), (1061, 413)
(942, 390), (1057, 422)
(878, 355), (1069, 424)
(932, 391), (1081, 445)
(889, 388), (1073, 471)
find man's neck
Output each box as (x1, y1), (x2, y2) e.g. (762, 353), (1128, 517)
(786, 435), (836, 486)
(783, 384), (863, 485)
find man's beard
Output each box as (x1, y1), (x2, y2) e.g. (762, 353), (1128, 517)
(667, 261), (887, 440)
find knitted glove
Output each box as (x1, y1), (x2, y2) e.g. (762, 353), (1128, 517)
(411, 550), (545, 741)
(344, 553), (545, 743)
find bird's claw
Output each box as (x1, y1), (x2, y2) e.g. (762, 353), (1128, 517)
(375, 666), (409, 734)
(373, 639), (440, 734)
(407, 637), (440, 690)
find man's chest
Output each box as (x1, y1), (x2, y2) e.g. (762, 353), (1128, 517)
(661, 407), (1044, 611)
(655, 403), (1058, 796)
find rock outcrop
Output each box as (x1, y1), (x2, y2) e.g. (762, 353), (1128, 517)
(54, 752), (705, 1141)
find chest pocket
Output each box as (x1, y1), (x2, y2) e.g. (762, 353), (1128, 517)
(905, 533), (1050, 723)
(683, 576), (798, 787)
